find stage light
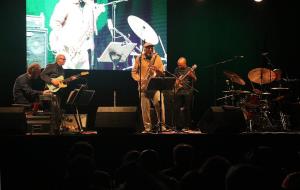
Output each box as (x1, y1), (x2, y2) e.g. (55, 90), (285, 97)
(254, 0), (263, 2)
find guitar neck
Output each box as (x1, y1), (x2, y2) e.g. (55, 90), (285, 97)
(179, 65), (196, 80)
(180, 70), (192, 80)
(63, 74), (80, 83)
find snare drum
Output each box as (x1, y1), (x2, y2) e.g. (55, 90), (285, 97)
(244, 93), (260, 109)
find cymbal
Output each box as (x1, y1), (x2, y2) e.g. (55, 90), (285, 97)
(273, 69), (282, 81)
(223, 70), (246, 85)
(271, 87), (289, 91)
(127, 15), (159, 45)
(223, 90), (251, 94)
(261, 92), (271, 95)
(248, 68), (276, 84)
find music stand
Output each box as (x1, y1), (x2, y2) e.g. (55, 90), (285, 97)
(66, 87), (95, 132)
(97, 42), (136, 70)
(147, 77), (176, 132)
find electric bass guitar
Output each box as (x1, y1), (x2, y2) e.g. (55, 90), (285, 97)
(175, 64), (197, 93)
(46, 72), (89, 92)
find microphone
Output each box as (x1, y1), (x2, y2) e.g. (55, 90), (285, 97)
(261, 52), (269, 56)
(107, 19), (113, 37)
(234, 55), (244, 58)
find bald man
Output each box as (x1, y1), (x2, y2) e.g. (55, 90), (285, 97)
(40, 54), (66, 87)
(174, 57), (197, 131)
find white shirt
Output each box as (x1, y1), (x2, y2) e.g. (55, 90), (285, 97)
(49, 0), (105, 69)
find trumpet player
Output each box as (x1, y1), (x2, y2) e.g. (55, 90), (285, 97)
(131, 42), (167, 133)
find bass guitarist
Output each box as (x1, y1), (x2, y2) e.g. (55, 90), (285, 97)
(174, 57), (197, 132)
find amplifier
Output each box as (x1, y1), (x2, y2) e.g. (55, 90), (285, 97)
(26, 28), (48, 68)
(26, 13), (45, 29)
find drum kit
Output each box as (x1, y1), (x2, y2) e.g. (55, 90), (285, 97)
(220, 67), (292, 132)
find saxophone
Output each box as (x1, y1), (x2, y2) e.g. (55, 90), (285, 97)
(140, 54), (158, 91)
(49, 27), (93, 63)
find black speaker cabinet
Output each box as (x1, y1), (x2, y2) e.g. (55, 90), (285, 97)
(0, 107), (27, 135)
(95, 107), (137, 133)
(26, 28), (48, 68)
(197, 106), (246, 134)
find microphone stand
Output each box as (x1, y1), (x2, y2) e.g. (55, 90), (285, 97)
(203, 57), (236, 105)
(101, 0), (128, 42)
(262, 54), (275, 89)
(138, 40), (145, 130)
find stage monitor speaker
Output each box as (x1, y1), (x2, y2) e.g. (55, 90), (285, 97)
(26, 28), (48, 68)
(94, 107), (137, 133)
(0, 107), (27, 135)
(197, 106), (246, 134)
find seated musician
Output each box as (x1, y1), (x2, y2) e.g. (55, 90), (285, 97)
(13, 63), (50, 105)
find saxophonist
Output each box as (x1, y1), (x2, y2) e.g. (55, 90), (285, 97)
(131, 42), (167, 133)
(49, 0), (105, 70)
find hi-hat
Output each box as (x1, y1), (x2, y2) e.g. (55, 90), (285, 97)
(248, 68), (276, 84)
(127, 15), (159, 45)
(271, 87), (289, 91)
(224, 70), (246, 85)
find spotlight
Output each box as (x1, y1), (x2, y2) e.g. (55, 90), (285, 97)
(254, 0), (263, 2)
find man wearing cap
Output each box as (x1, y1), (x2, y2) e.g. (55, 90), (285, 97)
(131, 42), (167, 133)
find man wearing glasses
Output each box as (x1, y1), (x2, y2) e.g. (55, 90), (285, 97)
(40, 54), (76, 134)
(41, 54), (67, 87)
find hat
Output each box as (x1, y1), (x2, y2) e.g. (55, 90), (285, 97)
(143, 42), (154, 48)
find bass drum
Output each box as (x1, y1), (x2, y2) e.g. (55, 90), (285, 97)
(244, 93), (260, 109)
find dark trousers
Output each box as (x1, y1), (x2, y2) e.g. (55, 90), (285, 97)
(174, 93), (193, 130)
